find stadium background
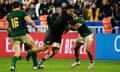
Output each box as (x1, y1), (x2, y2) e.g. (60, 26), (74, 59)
(0, 0), (120, 60)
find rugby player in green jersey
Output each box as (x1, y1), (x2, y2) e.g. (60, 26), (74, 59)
(7, 1), (40, 72)
(70, 14), (95, 69)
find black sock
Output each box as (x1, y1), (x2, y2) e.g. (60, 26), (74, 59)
(75, 47), (80, 62)
(42, 58), (46, 61)
(27, 50), (31, 58)
(50, 47), (59, 58)
(86, 50), (93, 63)
(31, 51), (38, 66)
(76, 58), (80, 62)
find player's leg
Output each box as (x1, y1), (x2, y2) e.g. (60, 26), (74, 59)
(10, 38), (21, 72)
(34, 30), (54, 69)
(50, 42), (60, 58)
(85, 34), (95, 69)
(71, 37), (83, 68)
(26, 36), (51, 69)
(24, 43), (31, 61)
(38, 30), (61, 68)
(21, 34), (40, 69)
(37, 28), (54, 52)
(18, 43), (23, 60)
(39, 42), (60, 64)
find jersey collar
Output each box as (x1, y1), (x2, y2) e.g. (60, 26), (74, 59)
(13, 8), (20, 11)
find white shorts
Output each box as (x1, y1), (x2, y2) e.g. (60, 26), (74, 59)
(76, 33), (94, 43)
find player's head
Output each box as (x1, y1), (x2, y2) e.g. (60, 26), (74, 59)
(70, 14), (79, 25)
(65, 5), (74, 16)
(12, 1), (20, 9)
(73, 14), (79, 20)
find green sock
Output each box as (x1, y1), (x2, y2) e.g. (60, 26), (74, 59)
(11, 56), (18, 67)
(31, 51), (38, 66)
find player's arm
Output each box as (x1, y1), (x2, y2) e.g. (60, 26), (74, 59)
(69, 20), (82, 30)
(71, 23), (82, 30)
(24, 16), (38, 31)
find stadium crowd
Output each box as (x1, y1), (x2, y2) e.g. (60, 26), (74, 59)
(0, 0), (120, 33)
(0, 0), (120, 21)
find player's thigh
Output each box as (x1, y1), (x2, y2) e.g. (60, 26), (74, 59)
(85, 33), (94, 50)
(51, 36), (61, 53)
(20, 34), (36, 49)
(52, 42), (61, 48)
(41, 43), (50, 51)
(76, 36), (85, 44)
(52, 34), (61, 48)
(11, 38), (21, 56)
(44, 29), (54, 45)
(74, 36), (85, 48)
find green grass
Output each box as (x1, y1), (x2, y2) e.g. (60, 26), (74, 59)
(0, 57), (120, 72)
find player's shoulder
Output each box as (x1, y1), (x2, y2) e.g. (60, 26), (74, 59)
(18, 10), (26, 13)
(78, 17), (85, 24)
(18, 10), (27, 16)
(79, 17), (85, 22)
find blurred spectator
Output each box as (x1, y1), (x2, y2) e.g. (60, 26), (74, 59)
(22, 0), (32, 5)
(69, 0), (74, 6)
(0, 3), (7, 18)
(116, 0), (120, 21)
(0, 0), (12, 18)
(3, 0), (12, 14)
(88, 0), (95, 5)
(108, 0), (116, 20)
(82, 0), (90, 20)
(61, 2), (68, 10)
(51, 0), (69, 7)
(22, 3), (28, 11)
(22, 0), (35, 11)
(27, 2), (38, 20)
(35, 0), (42, 19)
(115, 0), (120, 28)
(30, 0), (38, 4)
(0, 0), (3, 3)
(74, 0), (84, 16)
(96, 0), (102, 8)
(49, 0), (55, 7)
(108, 0), (115, 6)
(99, 0), (112, 19)
(12, 0), (18, 2)
(39, 0), (49, 15)
(48, 0), (56, 16)
(48, 6), (55, 16)
(88, 3), (99, 21)
(47, 7), (62, 28)
(99, 0), (116, 33)
(12, 0), (23, 9)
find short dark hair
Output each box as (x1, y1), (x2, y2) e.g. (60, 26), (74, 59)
(12, 1), (20, 8)
(65, 5), (74, 10)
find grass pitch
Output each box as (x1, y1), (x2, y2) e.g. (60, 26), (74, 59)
(0, 57), (120, 72)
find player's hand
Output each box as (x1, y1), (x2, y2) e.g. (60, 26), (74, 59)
(35, 27), (38, 32)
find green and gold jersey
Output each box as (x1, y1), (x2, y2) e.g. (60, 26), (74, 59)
(77, 17), (92, 37)
(7, 9), (27, 37)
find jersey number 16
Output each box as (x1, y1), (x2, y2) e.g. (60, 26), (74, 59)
(11, 17), (19, 28)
